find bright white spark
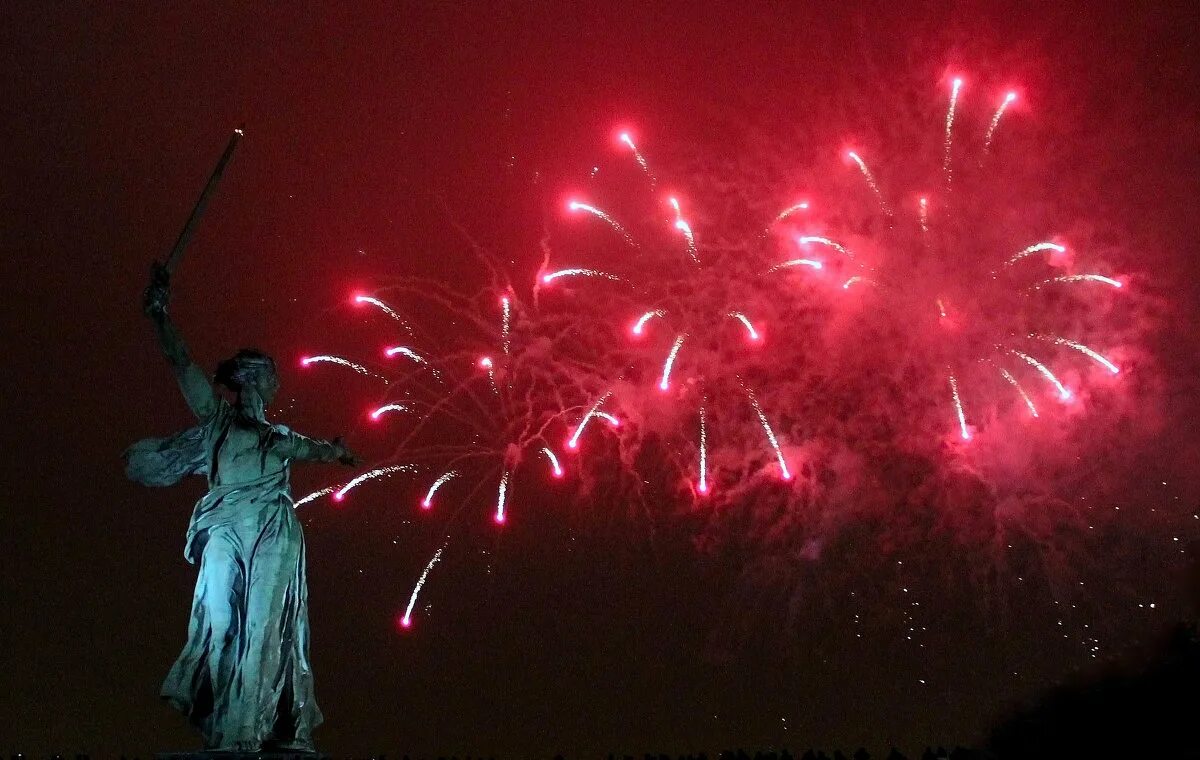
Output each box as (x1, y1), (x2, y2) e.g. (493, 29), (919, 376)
(1034, 335), (1120, 374)
(494, 470), (510, 524)
(1003, 242), (1066, 268)
(1030, 274), (1123, 290)
(401, 543), (446, 628)
(384, 346), (427, 364)
(797, 235), (855, 261)
(728, 312), (761, 341)
(847, 151), (892, 216)
(1010, 350), (1072, 400)
(422, 470), (458, 509)
(632, 309), (666, 335)
(697, 401), (709, 494)
(984, 91), (1018, 153)
(745, 385), (791, 480)
(943, 78), (963, 188)
(768, 258), (823, 273)
(370, 403), (408, 421)
(334, 465), (416, 501)
(949, 373), (970, 440)
(568, 391), (613, 450)
(618, 132), (655, 187)
(541, 268), (623, 284)
(301, 355), (386, 383)
(567, 200), (638, 248)
(659, 334), (686, 391)
(999, 368), (1039, 417)
(501, 296), (512, 356)
(294, 485), (336, 507)
(541, 446), (564, 478)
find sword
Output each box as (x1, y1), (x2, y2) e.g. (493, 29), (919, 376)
(163, 126), (244, 273)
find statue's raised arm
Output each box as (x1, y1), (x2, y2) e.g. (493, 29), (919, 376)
(142, 262), (217, 420)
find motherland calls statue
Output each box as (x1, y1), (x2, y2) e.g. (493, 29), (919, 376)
(126, 263), (360, 752)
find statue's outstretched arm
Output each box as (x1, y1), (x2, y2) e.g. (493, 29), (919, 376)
(276, 430), (361, 466)
(143, 263), (217, 419)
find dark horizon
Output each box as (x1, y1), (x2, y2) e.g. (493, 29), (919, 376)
(3, 2), (1199, 757)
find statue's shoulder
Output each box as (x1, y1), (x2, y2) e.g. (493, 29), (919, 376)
(271, 422), (293, 436)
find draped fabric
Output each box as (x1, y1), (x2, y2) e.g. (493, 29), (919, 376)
(129, 400), (324, 750)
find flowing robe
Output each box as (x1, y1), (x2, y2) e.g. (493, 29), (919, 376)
(127, 398), (339, 750)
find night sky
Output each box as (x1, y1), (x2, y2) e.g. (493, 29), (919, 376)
(3, 3), (1200, 757)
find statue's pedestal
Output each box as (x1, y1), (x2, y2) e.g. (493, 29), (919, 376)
(159, 749), (331, 753)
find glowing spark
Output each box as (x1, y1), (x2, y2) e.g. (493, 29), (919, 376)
(618, 132), (655, 186)
(300, 355), (385, 382)
(401, 543), (446, 628)
(841, 276), (876, 290)
(919, 197), (929, 235)
(1030, 274), (1123, 290)
(1010, 349), (1072, 400)
(1003, 242), (1066, 268)
(334, 465), (415, 502)
(567, 391), (613, 450)
(984, 91), (1018, 153)
(943, 77), (963, 188)
(949, 373), (970, 440)
(354, 295), (411, 333)
(421, 470), (458, 509)
(478, 355), (497, 389)
(847, 150), (891, 215)
(999, 367), (1039, 417)
(659, 334), (686, 391)
(697, 401), (709, 494)
(772, 201), (810, 225)
(593, 411), (621, 428)
(541, 447), (564, 478)
(500, 296), (511, 356)
(294, 485), (336, 507)
(745, 385), (791, 480)
(566, 200), (637, 248)
(936, 299), (948, 319)
(728, 311), (761, 341)
(369, 403), (408, 421)
(797, 235), (855, 261)
(494, 470), (510, 524)
(1035, 335), (1120, 374)
(768, 258), (823, 273)
(541, 268), (623, 284)
(674, 219), (700, 264)
(632, 309), (666, 335)
(384, 346), (427, 364)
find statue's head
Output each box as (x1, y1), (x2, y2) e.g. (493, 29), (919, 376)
(216, 349), (279, 407)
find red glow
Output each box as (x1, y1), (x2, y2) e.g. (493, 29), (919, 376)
(1005, 91), (1018, 103)
(299, 356), (312, 366)
(420, 499), (432, 510)
(780, 471), (793, 481)
(399, 615), (412, 630)
(566, 438), (578, 450)
(333, 492), (344, 502)
(494, 513), (506, 525)
(552, 468), (564, 479)
(697, 482), (709, 494)
(352, 293), (366, 305)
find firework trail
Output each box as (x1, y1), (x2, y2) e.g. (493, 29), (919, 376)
(768, 258), (824, 273)
(948, 372), (970, 440)
(632, 309), (666, 335)
(744, 382), (791, 480)
(797, 235), (856, 262)
(541, 446), (564, 478)
(847, 150), (892, 216)
(619, 131), (656, 187)
(669, 197), (701, 264)
(983, 91), (1018, 153)
(300, 355), (387, 383)
(334, 465), (416, 501)
(728, 312), (761, 342)
(501, 296), (512, 356)
(998, 367), (1039, 417)
(1030, 274), (1123, 290)
(422, 470), (458, 509)
(494, 470), (510, 523)
(541, 268), (624, 285)
(370, 403), (408, 421)
(1032, 335), (1120, 374)
(943, 77), (963, 188)
(659, 334), (686, 391)
(567, 200), (638, 249)
(400, 542), (447, 629)
(1001, 242), (1066, 268)
(918, 197), (930, 235)
(593, 411), (621, 428)
(697, 401), (709, 494)
(1009, 349), (1072, 400)
(354, 294), (414, 336)
(294, 485), (336, 507)
(568, 391), (614, 450)
(772, 201), (810, 225)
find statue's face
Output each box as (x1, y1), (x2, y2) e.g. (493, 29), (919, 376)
(254, 368), (280, 406)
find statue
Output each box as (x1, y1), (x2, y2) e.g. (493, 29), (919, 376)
(127, 263), (359, 752)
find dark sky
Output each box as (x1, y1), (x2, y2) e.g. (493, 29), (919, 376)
(3, 2), (1200, 757)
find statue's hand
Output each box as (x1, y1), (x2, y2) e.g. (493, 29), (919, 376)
(331, 436), (363, 467)
(143, 262), (171, 318)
